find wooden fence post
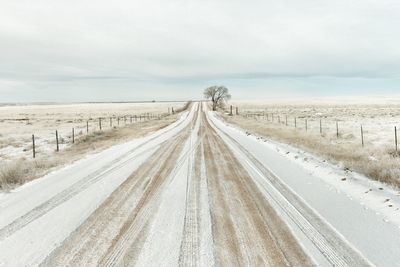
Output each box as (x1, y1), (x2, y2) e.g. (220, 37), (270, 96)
(361, 125), (364, 147)
(130, 116), (132, 123)
(72, 128), (74, 144)
(230, 105), (233, 116)
(118, 117), (120, 125)
(295, 117), (297, 128)
(305, 119), (308, 131)
(395, 126), (398, 153)
(272, 113), (274, 122)
(236, 107), (239, 115)
(86, 121), (89, 134)
(32, 134), (35, 158)
(172, 107), (175, 114)
(110, 117), (112, 127)
(320, 119), (322, 135)
(124, 116), (127, 125)
(285, 116), (288, 126)
(99, 118), (102, 130)
(56, 130), (59, 152)
(336, 121), (339, 138)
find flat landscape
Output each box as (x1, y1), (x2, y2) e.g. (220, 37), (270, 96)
(2, 0), (399, 265)
(224, 97), (400, 186)
(0, 102), (399, 266)
(0, 102), (185, 189)
(0, 102), (185, 162)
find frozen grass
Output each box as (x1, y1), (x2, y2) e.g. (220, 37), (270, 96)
(0, 101), (186, 161)
(0, 102), (190, 190)
(221, 99), (400, 187)
(0, 158), (60, 190)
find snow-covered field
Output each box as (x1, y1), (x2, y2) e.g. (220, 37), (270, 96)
(210, 109), (400, 266)
(0, 102), (185, 162)
(0, 107), (193, 266)
(225, 98), (400, 186)
(1, 101), (399, 266)
(231, 97), (400, 149)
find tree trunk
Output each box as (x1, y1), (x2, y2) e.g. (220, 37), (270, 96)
(212, 101), (217, 111)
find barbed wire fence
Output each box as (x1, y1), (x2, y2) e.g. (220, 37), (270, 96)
(224, 105), (400, 155)
(27, 107), (179, 159)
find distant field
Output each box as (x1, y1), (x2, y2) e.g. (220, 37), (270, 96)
(230, 99), (400, 147)
(223, 98), (400, 186)
(0, 102), (185, 162)
(0, 102), (187, 189)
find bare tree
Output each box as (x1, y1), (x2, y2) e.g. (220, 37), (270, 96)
(204, 85), (231, 111)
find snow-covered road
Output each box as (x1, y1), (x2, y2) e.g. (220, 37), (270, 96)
(0, 102), (399, 266)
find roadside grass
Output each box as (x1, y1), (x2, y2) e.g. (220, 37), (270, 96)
(0, 106), (189, 191)
(0, 159), (60, 190)
(221, 113), (400, 188)
(0, 101), (188, 162)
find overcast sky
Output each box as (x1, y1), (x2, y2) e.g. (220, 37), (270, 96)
(1, 0), (400, 102)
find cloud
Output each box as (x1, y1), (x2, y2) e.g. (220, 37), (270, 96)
(0, 0), (399, 101)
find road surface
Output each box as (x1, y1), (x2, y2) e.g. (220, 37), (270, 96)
(0, 102), (399, 266)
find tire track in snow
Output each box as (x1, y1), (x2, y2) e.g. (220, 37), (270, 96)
(203, 130), (250, 265)
(179, 105), (202, 266)
(208, 111), (373, 267)
(0, 110), (191, 241)
(102, 128), (206, 266)
(100, 133), (190, 267)
(202, 112), (313, 266)
(42, 124), (192, 267)
(178, 135), (201, 266)
(179, 105), (215, 267)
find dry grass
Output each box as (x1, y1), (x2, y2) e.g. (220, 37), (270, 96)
(221, 112), (400, 188)
(0, 101), (186, 161)
(0, 158), (60, 190)
(0, 105), (189, 191)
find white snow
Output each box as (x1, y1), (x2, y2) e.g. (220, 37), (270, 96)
(1, 101), (399, 266)
(208, 109), (400, 267)
(0, 102), (186, 163)
(136, 104), (214, 266)
(134, 138), (191, 266)
(0, 105), (196, 266)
